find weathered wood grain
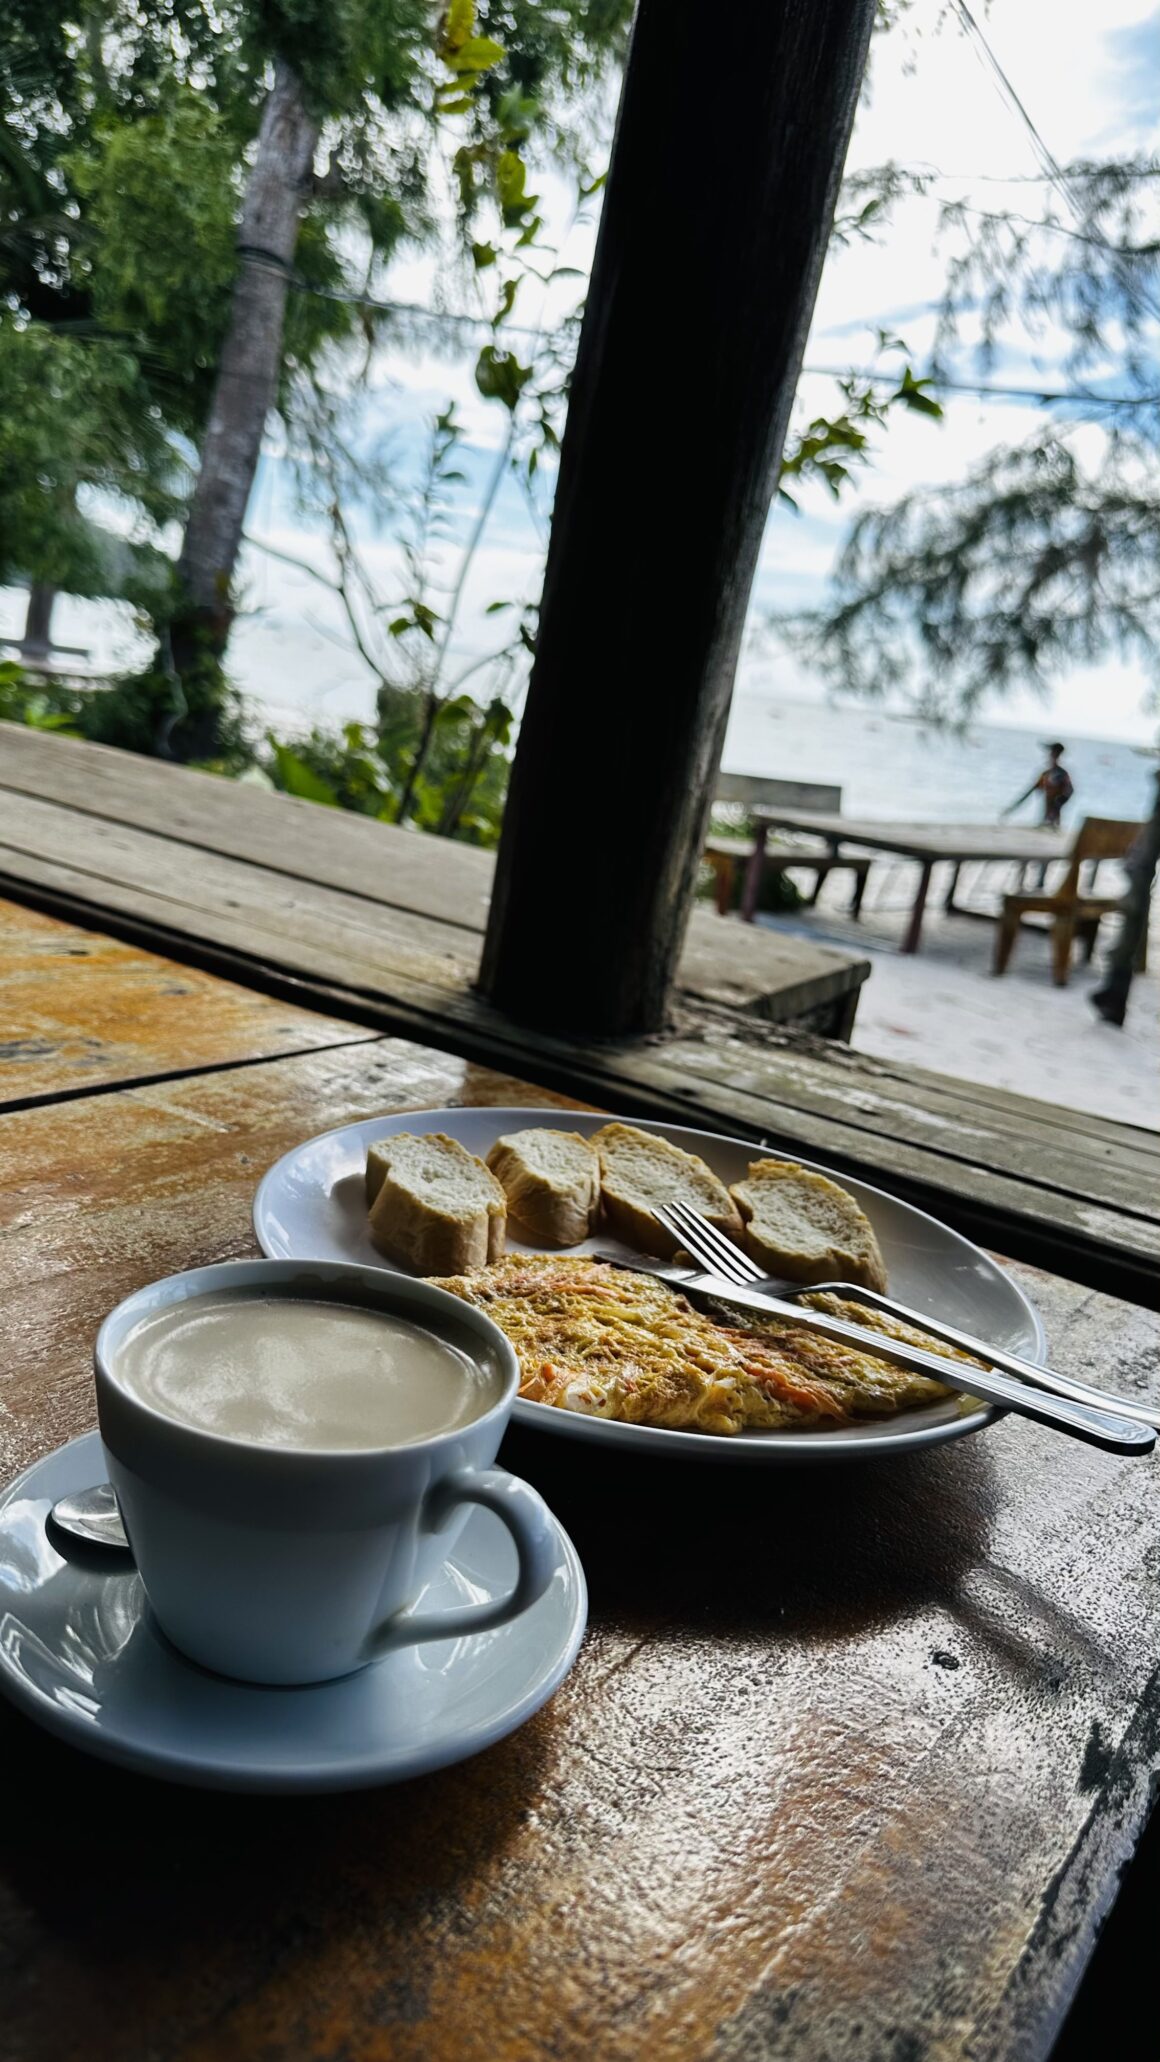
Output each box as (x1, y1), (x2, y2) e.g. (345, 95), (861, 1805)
(0, 1035), (1158, 2062)
(0, 728), (1156, 1301)
(0, 897), (372, 1105)
(0, 726), (867, 1027)
(2, 840), (1156, 1303)
(0, 719), (498, 930)
(0, 1037), (582, 1481)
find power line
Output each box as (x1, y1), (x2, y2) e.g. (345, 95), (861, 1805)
(801, 365), (1156, 408)
(238, 249), (1156, 407)
(950, 0), (1160, 329)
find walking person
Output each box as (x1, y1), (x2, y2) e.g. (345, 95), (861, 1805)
(1002, 741), (1074, 829)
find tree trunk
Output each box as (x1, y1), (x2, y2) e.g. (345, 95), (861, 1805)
(173, 59), (318, 681)
(480, 0), (876, 1036)
(21, 583), (56, 660)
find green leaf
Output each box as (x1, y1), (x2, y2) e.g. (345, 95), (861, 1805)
(472, 241), (497, 269)
(492, 277), (520, 327)
(474, 343), (533, 411)
(496, 149), (526, 212)
(894, 367), (944, 418)
(439, 0), (477, 58)
(271, 745), (339, 806)
(388, 615), (411, 636)
(485, 599), (511, 613)
(445, 34), (506, 75)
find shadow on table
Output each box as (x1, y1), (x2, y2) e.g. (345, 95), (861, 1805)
(499, 1419), (1001, 1646)
(0, 1684), (554, 2006)
(0, 1424), (999, 2045)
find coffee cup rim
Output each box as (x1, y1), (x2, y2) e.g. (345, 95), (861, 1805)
(95, 1257), (521, 1465)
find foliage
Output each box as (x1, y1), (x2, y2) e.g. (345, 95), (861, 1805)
(792, 437), (1160, 723)
(259, 400), (526, 839)
(0, 661), (82, 732)
(0, 320), (180, 601)
(0, 0), (628, 614)
(792, 157), (1160, 717)
(263, 700), (511, 846)
(779, 337), (942, 507)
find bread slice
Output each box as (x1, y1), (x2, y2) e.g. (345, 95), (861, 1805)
(366, 1133), (506, 1274)
(729, 1159), (888, 1291)
(592, 1121), (743, 1259)
(486, 1129), (600, 1247)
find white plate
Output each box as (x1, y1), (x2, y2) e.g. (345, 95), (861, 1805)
(0, 1431), (586, 1792)
(254, 1108), (1047, 1464)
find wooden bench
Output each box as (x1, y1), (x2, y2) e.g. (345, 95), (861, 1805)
(703, 836), (871, 918)
(705, 774), (861, 918)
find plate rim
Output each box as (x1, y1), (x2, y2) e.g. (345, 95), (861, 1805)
(252, 1107), (1047, 1465)
(0, 1430), (588, 1792)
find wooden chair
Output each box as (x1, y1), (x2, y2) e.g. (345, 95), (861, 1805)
(993, 817), (1144, 986)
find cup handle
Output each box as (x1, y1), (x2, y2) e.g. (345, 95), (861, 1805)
(366, 1468), (559, 1659)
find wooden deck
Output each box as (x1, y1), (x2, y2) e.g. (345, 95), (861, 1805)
(0, 723), (866, 1036)
(1, 724), (1158, 1305)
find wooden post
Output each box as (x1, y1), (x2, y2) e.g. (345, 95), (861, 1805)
(480, 0), (877, 1035)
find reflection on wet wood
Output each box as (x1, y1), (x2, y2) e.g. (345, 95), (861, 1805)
(1, 1027), (1158, 2061)
(0, 897), (372, 1105)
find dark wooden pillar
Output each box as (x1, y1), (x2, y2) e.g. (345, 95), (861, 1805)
(480, 0), (876, 1035)
(21, 583), (56, 660)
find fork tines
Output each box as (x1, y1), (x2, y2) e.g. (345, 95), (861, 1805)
(652, 1201), (758, 1285)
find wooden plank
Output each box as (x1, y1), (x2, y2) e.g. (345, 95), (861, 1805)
(0, 755), (868, 1027)
(676, 908), (868, 1022)
(2, 838), (1156, 1305)
(0, 897), (373, 1107)
(1, 1039), (1159, 2062)
(0, 719), (496, 933)
(650, 1023), (1160, 1217)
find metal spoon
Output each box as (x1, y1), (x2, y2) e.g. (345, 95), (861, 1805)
(49, 1482), (132, 1554)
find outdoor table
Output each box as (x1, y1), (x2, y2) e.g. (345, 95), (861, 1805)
(742, 810), (1068, 951)
(2, 896), (1159, 2062)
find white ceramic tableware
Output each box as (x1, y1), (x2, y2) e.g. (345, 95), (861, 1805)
(95, 1257), (560, 1684)
(0, 1430), (586, 1792)
(253, 1108), (1049, 1465)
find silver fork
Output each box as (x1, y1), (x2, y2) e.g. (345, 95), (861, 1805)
(645, 1200), (1156, 1456)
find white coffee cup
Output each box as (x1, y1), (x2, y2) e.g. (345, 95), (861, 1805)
(95, 1257), (558, 1686)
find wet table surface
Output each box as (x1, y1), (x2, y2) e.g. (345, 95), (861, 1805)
(1, 897), (1159, 2062)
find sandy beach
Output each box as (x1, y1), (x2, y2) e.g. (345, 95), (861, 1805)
(759, 865), (1159, 1131)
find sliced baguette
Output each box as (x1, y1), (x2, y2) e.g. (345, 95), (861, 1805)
(366, 1133), (506, 1274)
(729, 1158), (888, 1291)
(486, 1129), (600, 1247)
(592, 1121), (743, 1259)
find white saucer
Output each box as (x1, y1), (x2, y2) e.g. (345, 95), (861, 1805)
(0, 1432), (587, 1792)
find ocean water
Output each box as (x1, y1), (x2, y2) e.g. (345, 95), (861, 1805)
(720, 693), (1158, 828)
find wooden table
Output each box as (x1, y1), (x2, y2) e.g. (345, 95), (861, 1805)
(742, 810), (1068, 951)
(3, 900), (1160, 2061)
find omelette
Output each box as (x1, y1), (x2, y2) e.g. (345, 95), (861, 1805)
(432, 1255), (981, 1435)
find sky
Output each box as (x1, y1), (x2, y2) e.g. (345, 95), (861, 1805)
(4, 0), (1159, 749)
